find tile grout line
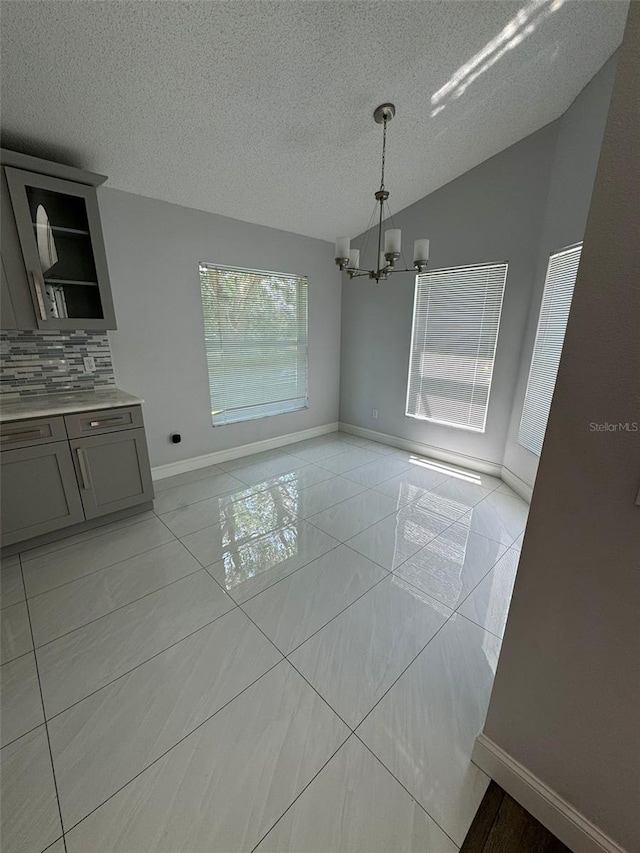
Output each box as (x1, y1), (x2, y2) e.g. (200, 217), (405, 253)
(392, 533), (513, 614)
(203, 538), (347, 608)
(352, 732), (462, 849)
(18, 510), (159, 564)
(30, 566), (207, 652)
(237, 606), (360, 734)
(154, 456), (341, 515)
(153, 473), (255, 513)
(353, 609), (454, 734)
(59, 656), (286, 838)
(247, 731), (354, 853)
(236, 574), (462, 845)
(37, 598), (241, 724)
(23, 537), (186, 602)
(19, 553), (69, 853)
(245, 567), (392, 659)
(158, 457), (403, 542)
(239, 597), (462, 851)
(455, 610), (506, 642)
(446, 547), (517, 616)
(1, 718), (48, 753)
(21, 528), (179, 600)
(161, 503), (302, 544)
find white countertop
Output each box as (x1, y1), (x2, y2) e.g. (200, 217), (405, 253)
(0, 387), (144, 423)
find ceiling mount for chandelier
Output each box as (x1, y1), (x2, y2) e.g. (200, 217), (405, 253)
(335, 103), (430, 283)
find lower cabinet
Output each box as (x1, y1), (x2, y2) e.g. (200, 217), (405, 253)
(0, 405), (154, 549)
(70, 428), (153, 519)
(0, 441), (85, 545)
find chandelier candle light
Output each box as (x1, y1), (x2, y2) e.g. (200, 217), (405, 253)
(335, 103), (430, 283)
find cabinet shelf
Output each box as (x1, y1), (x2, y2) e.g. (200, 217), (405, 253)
(44, 277), (98, 287)
(32, 223), (90, 236)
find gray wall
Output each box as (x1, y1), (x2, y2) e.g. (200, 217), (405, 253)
(503, 55), (618, 488)
(340, 58), (616, 480)
(481, 7), (639, 848)
(339, 123), (557, 469)
(99, 191), (341, 467)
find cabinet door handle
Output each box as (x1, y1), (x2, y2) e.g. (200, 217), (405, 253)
(88, 417), (124, 428)
(77, 448), (93, 491)
(30, 270), (48, 320)
(1, 428), (44, 444)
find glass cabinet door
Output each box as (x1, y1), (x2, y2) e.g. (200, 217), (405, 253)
(5, 167), (116, 330)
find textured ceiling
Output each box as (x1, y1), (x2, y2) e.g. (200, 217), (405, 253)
(0, 1), (628, 241)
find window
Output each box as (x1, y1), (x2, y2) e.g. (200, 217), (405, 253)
(406, 262), (508, 432)
(199, 264), (308, 426)
(518, 244), (582, 456)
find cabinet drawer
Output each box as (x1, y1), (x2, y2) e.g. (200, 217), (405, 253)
(0, 415), (67, 449)
(65, 406), (142, 437)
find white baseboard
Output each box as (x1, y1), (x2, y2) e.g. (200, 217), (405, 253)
(500, 465), (534, 503)
(339, 421), (503, 478)
(472, 734), (628, 853)
(152, 422), (339, 481)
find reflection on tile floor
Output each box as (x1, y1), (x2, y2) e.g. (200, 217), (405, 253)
(0, 430), (528, 852)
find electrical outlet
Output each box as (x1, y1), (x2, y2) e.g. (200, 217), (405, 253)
(372, 408), (379, 419)
(83, 356), (96, 373)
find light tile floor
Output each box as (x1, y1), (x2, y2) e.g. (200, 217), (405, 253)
(0, 431), (528, 853)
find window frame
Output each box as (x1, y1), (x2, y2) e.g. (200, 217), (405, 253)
(405, 261), (508, 433)
(199, 262), (309, 427)
(518, 243), (582, 456)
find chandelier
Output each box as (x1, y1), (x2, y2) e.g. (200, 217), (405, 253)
(335, 103), (430, 283)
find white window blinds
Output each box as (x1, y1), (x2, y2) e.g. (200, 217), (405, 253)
(518, 244), (582, 456)
(406, 262), (507, 432)
(199, 264), (308, 426)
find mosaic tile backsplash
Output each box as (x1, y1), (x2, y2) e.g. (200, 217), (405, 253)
(0, 330), (115, 398)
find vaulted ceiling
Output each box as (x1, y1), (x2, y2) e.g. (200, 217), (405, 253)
(0, 1), (628, 241)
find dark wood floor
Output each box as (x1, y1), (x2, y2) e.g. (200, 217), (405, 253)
(461, 782), (572, 853)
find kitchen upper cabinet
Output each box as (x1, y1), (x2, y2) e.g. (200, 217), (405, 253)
(0, 149), (117, 331)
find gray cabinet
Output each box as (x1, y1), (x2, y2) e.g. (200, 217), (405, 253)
(0, 404), (154, 549)
(0, 148), (116, 331)
(70, 428), (153, 519)
(5, 167), (116, 330)
(1, 165), (34, 328)
(1, 257), (17, 329)
(0, 441), (85, 546)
